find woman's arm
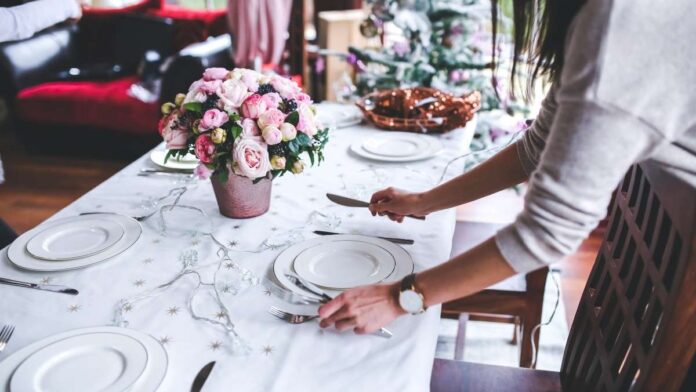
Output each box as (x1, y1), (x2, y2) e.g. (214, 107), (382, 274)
(0, 0), (81, 43)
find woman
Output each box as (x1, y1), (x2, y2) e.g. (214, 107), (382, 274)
(318, 0), (696, 333)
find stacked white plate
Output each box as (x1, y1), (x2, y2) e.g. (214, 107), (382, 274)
(7, 214), (142, 272)
(350, 132), (442, 162)
(273, 234), (414, 298)
(149, 150), (198, 171)
(0, 326), (167, 392)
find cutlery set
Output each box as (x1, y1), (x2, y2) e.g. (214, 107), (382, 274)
(0, 325), (15, 353)
(326, 193), (426, 220)
(0, 277), (78, 295)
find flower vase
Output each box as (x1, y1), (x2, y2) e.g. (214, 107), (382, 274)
(211, 173), (272, 218)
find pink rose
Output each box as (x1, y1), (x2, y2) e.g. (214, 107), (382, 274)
(241, 73), (259, 92)
(270, 76), (301, 100)
(296, 103), (317, 137)
(216, 79), (251, 110)
(295, 93), (312, 104)
(279, 123), (297, 141)
(257, 108), (285, 129)
(261, 125), (282, 145)
(164, 128), (188, 150)
(184, 79), (208, 104)
(241, 118), (260, 137)
(241, 94), (268, 119)
(194, 134), (216, 164)
(200, 109), (229, 131)
(261, 92), (282, 109)
(233, 137), (270, 178)
(200, 80), (222, 94)
(203, 67), (229, 81)
(194, 164), (213, 179)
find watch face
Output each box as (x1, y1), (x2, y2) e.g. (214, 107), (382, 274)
(399, 290), (423, 313)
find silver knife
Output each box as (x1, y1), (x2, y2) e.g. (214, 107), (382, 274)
(314, 230), (414, 245)
(285, 274), (393, 339)
(326, 193), (425, 220)
(0, 277), (78, 295)
(190, 361), (216, 392)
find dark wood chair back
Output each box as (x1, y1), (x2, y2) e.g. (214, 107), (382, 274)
(560, 163), (696, 391)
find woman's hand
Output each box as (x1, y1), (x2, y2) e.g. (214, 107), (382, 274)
(368, 187), (429, 223)
(318, 283), (406, 334)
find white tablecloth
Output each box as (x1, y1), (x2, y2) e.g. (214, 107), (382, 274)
(0, 104), (472, 391)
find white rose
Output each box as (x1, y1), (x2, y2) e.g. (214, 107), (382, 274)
(217, 79), (251, 110)
(232, 137), (271, 179)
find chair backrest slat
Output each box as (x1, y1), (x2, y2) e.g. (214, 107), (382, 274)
(560, 163), (696, 392)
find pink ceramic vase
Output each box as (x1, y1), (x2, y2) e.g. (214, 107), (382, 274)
(211, 173), (272, 218)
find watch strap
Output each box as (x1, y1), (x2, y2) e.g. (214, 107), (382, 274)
(401, 273), (417, 292)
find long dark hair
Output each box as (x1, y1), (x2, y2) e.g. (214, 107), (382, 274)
(492, 0), (587, 99)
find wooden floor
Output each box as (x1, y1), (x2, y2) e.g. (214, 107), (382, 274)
(0, 129), (595, 327)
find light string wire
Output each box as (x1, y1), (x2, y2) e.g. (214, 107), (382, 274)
(530, 268), (561, 368)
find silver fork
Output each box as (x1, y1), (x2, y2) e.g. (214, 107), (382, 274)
(268, 307), (318, 324)
(0, 325), (15, 352)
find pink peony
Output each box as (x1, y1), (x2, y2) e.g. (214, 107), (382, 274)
(296, 103), (318, 137)
(233, 137), (270, 178)
(261, 92), (282, 109)
(241, 73), (259, 92)
(261, 125), (282, 145)
(216, 79), (251, 110)
(184, 79), (208, 104)
(279, 123), (297, 141)
(200, 109), (229, 131)
(257, 108), (285, 129)
(200, 80), (222, 94)
(241, 94), (268, 119)
(194, 164), (213, 179)
(241, 118), (260, 137)
(164, 128), (188, 150)
(270, 76), (301, 100)
(194, 134), (216, 164)
(203, 67), (229, 81)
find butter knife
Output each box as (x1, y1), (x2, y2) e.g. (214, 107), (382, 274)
(285, 274), (393, 339)
(0, 277), (78, 295)
(314, 230), (414, 245)
(190, 361), (216, 392)
(326, 193), (425, 220)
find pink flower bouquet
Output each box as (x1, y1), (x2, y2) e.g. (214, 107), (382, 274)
(158, 68), (329, 183)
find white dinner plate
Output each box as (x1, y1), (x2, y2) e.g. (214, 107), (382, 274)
(10, 332), (148, 392)
(7, 214), (142, 272)
(150, 150), (199, 171)
(361, 133), (431, 157)
(350, 132), (442, 162)
(0, 326), (167, 392)
(26, 218), (124, 261)
(273, 234), (414, 298)
(293, 240), (396, 289)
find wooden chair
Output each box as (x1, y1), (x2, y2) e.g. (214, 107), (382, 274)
(432, 162), (696, 391)
(442, 221), (549, 368)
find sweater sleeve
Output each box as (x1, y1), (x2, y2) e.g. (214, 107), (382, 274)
(515, 83), (559, 176)
(495, 100), (667, 273)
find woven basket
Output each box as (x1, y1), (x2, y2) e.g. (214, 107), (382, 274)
(355, 87), (481, 134)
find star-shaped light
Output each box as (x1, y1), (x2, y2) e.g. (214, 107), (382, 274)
(95, 204), (103, 209)
(167, 306), (180, 316)
(160, 336), (172, 345)
(122, 303), (134, 313)
(224, 262), (235, 270)
(308, 197), (316, 202)
(191, 239), (200, 246)
(214, 310), (227, 320)
(347, 213), (355, 218)
(220, 285), (235, 294)
(209, 341), (223, 351)
(40, 277), (52, 284)
(227, 241), (238, 248)
(68, 304), (80, 312)
(134, 279), (146, 287)
(270, 227), (278, 232)
(142, 258), (154, 264)
(263, 289), (271, 296)
(233, 225), (241, 230)
(262, 345), (274, 356)
(152, 239), (161, 244)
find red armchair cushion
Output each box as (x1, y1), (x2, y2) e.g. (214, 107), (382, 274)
(16, 77), (159, 136)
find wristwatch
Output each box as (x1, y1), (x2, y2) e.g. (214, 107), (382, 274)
(398, 273), (426, 314)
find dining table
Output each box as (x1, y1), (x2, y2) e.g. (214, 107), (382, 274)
(0, 103), (476, 391)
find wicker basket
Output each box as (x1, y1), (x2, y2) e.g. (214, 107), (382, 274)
(355, 87), (481, 134)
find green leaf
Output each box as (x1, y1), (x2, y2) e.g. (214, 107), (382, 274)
(217, 167), (229, 183)
(164, 150), (175, 164)
(287, 140), (299, 154)
(307, 149), (315, 166)
(296, 132), (311, 146)
(231, 124), (242, 141)
(286, 111), (299, 126)
(183, 102), (203, 113)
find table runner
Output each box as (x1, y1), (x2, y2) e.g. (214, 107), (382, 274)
(0, 104), (472, 391)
